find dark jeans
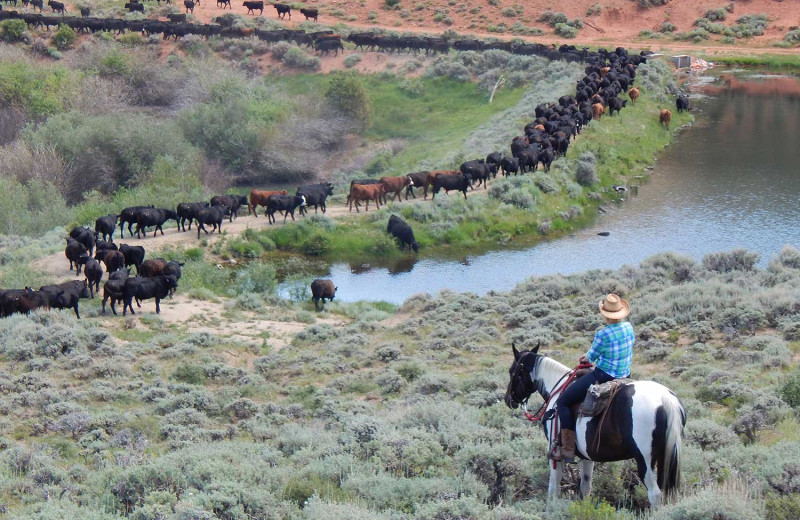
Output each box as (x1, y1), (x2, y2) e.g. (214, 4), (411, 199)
(556, 368), (616, 431)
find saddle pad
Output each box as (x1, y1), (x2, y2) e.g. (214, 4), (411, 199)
(580, 378), (633, 417)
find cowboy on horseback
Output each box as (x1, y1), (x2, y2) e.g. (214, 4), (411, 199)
(550, 293), (634, 463)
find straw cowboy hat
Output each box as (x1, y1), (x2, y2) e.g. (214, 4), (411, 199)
(599, 294), (630, 319)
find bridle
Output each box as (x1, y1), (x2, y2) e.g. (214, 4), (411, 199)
(509, 352), (540, 409)
(510, 351), (591, 423)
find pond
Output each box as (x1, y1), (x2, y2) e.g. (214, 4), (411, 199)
(302, 69), (800, 303)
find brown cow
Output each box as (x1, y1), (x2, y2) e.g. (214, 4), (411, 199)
(600, 66), (611, 78)
(592, 103), (605, 121)
(534, 124), (546, 131)
(249, 189), (288, 217)
(423, 170), (460, 199)
(659, 109), (672, 130)
(628, 87), (640, 104)
(310, 278), (336, 311)
(380, 176), (412, 203)
(349, 184), (384, 212)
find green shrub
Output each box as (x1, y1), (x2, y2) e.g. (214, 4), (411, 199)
(702, 249), (759, 272)
(500, 7), (517, 18)
(765, 493), (800, 520)
(639, 30), (661, 39)
(784, 30), (800, 45)
(537, 10), (568, 26)
(385, 0), (401, 7)
(325, 72), (372, 126)
(732, 14), (769, 38)
(781, 369), (800, 409)
(575, 152), (597, 186)
(281, 47), (321, 70)
(659, 21), (677, 33)
(586, 3), (602, 16)
(638, 0), (667, 7)
(343, 54), (362, 68)
(0, 19), (27, 42)
(51, 24), (77, 50)
(704, 8), (727, 21)
(567, 498), (617, 520)
(172, 364), (207, 385)
(554, 23), (579, 38)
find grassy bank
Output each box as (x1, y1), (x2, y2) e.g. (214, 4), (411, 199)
(2, 248), (800, 519)
(701, 53), (800, 70)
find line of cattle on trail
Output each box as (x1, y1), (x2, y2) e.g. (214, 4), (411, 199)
(0, 43), (694, 318)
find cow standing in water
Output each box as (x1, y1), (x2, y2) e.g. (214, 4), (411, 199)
(310, 279), (336, 310)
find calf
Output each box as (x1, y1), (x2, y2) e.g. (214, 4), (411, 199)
(70, 226), (96, 256)
(273, 2), (289, 18)
(432, 173), (471, 200)
(627, 87), (640, 105)
(217, 0), (231, 7)
(659, 109), (672, 130)
(486, 152), (503, 177)
(95, 240), (118, 255)
(380, 176), (411, 203)
(310, 278), (336, 311)
(94, 214), (118, 242)
(65, 238), (89, 274)
(31, 0), (43, 11)
(676, 95), (690, 113)
(119, 244), (145, 274)
(83, 257), (104, 298)
(195, 206), (225, 237)
(40, 280), (90, 319)
(97, 249), (126, 275)
(387, 214), (418, 253)
(176, 202), (209, 232)
(79, 5), (89, 16)
(102, 268), (130, 315)
(300, 7), (317, 21)
(134, 208), (178, 239)
(266, 195), (306, 224)
(184, 0), (194, 12)
(539, 148), (555, 173)
(348, 184), (383, 212)
(248, 189), (287, 217)
(405, 171), (429, 200)
(47, 0), (64, 12)
(243, 0), (262, 14)
(592, 102), (604, 120)
(123, 275), (178, 315)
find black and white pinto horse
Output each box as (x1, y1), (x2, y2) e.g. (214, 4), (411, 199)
(504, 344), (685, 507)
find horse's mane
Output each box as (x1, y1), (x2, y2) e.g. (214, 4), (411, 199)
(536, 356), (572, 395)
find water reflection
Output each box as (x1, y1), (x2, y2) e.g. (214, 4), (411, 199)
(324, 70), (800, 303)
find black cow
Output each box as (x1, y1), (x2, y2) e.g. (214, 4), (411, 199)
(405, 171), (429, 200)
(184, 0), (194, 12)
(217, 0), (231, 7)
(134, 208), (178, 239)
(168, 13), (186, 22)
(122, 275), (178, 315)
(460, 160), (491, 189)
(1, 289), (34, 318)
(539, 148), (555, 172)
(676, 94), (690, 113)
(97, 249), (126, 274)
(79, 6), (89, 16)
(316, 39), (343, 56)
(95, 240), (118, 255)
(47, 0), (64, 12)
(8, 290), (49, 316)
(387, 214), (418, 253)
(83, 257), (104, 298)
(210, 194), (247, 222)
(119, 244), (145, 274)
(31, 0), (43, 11)
(432, 173), (471, 200)
(297, 183), (333, 215)
(124, 1), (144, 12)
(300, 7), (317, 21)
(102, 268), (130, 316)
(119, 205), (154, 238)
(243, 0), (262, 13)
(195, 206), (225, 238)
(94, 214), (118, 242)
(607, 97), (627, 117)
(266, 195), (306, 224)
(273, 2), (289, 18)
(310, 278), (336, 311)
(500, 156), (519, 176)
(40, 280), (91, 319)
(486, 152), (503, 177)
(176, 202), (209, 232)
(69, 226), (96, 256)
(65, 238), (89, 274)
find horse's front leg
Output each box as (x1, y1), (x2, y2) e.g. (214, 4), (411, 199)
(548, 461), (564, 498)
(578, 460), (594, 498)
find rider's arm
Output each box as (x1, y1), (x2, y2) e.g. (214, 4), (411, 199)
(585, 328), (606, 364)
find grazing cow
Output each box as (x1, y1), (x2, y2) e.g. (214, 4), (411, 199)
(217, 0), (231, 7)
(592, 102), (604, 120)
(405, 171), (429, 200)
(119, 205), (154, 238)
(94, 214), (118, 242)
(118, 244), (146, 274)
(380, 176), (412, 203)
(659, 109), (672, 130)
(210, 194), (247, 222)
(47, 0), (64, 12)
(176, 202), (209, 232)
(500, 156), (519, 176)
(69, 226), (96, 256)
(266, 195), (306, 224)
(387, 214), (418, 253)
(300, 7), (317, 21)
(184, 0), (194, 12)
(65, 238), (89, 274)
(348, 184), (383, 212)
(79, 5), (89, 16)
(83, 257), (104, 298)
(297, 183), (333, 215)
(122, 275), (178, 315)
(248, 189), (288, 217)
(607, 97), (627, 117)
(134, 208), (178, 239)
(273, 2), (289, 18)
(676, 95), (690, 113)
(628, 87), (640, 104)
(195, 206), (226, 238)
(243, 0), (261, 13)
(460, 160), (491, 189)
(310, 278), (336, 311)
(40, 280), (91, 318)
(102, 268), (130, 315)
(97, 249), (126, 274)
(432, 173), (471, 200)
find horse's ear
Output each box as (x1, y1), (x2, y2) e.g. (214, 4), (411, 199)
(512, 343), (521, 360)
(531, 341), (540, 355)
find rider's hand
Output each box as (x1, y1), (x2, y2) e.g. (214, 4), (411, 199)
(579, 354), (589, 364)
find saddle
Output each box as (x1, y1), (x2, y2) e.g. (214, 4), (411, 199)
(579, 378), (633, 418)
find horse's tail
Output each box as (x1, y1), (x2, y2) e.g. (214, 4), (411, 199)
(659, 393), (685, 499)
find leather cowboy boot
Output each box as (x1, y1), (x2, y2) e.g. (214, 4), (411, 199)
(550, 429), (577, 463)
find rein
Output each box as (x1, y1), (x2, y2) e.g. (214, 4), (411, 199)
(523, 361), (593, 423)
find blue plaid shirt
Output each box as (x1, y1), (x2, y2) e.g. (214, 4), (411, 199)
(586, 322), (634, 378)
